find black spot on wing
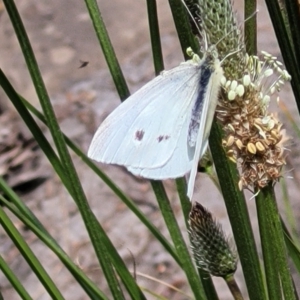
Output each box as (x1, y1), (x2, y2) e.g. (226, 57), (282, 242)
(157, 135), (170, 143)
(135, 130), (145, 141)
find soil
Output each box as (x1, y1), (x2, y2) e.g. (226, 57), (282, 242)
(0, 0), (299, 299)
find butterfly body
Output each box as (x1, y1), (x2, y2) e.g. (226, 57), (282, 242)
(88, 47), (223, 199)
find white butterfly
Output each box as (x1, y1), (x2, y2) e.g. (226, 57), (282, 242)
(88, 46), (223, 200)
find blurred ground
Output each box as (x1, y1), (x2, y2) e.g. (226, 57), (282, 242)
(0, 0), (299, 299)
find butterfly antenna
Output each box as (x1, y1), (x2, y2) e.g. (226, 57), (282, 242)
(217, 10), (258, 64)
(181, 0), (202, 34)
(181, 0), (208, 49)
(220, 46), (245, 64)
(215, 10), (258, 48)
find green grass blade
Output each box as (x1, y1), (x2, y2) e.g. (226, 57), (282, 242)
(168, 0), (198, 58)
(282, 220), (300, 275)
(2, 0), (144, 297)
(0, 207), (64, 299)
(175, 178), (190, 224)
(264, 0), (300, 112)
(0, 174), (144, 299)
(0, 69), (72, 194)
(15, 91), (179, 268)
(283, 0), (300, 67)
(0, 195), (108, 300)
(146, 0), (164, 74)
(0, 255), (32, 300)
(280, 176), (298, 243)
(84, 0), (129, 100)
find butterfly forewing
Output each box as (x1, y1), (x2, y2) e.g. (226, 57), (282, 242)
(88, 60), (202, 174)
(88, 48), (223, 200)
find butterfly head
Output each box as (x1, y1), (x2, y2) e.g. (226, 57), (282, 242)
(203, 45), (221, 68)
(207, 45), (219, 59)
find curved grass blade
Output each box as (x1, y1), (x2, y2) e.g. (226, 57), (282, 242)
(1, 0), (147, 294)
(0, 207), (64, 299)
(84, 0), (129, 100)
(0, 255), (32, 300)
(0, 193), (108, 300)
(281, 220), (300, 275)
(0, 62), (143, 300)
(15, 89), (180, 267)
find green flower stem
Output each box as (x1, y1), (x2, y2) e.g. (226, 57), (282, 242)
(151, 181), (207, 300)
(255, 191), (281, 299)
(84, 0), (129, 100)
(175, 179), (218, 300)
(209, 123), (267, 300)
(0, 206), (64, 300)
(245, 0), (281, 300)
(176, 178), (191, 224)
(225, 274), (244, 300)
(244, 0), (257, 55)
(197, 271), (219, 300)
(256, 184), (297, 300)
(0, 255), (32, 300)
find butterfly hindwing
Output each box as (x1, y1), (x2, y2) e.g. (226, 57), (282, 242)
(187, 56), (223, 199)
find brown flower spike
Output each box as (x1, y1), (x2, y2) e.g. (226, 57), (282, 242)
(185, 0), (291, 192)
(189, 202), (238, 277)
(217, 53), (291, 191)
